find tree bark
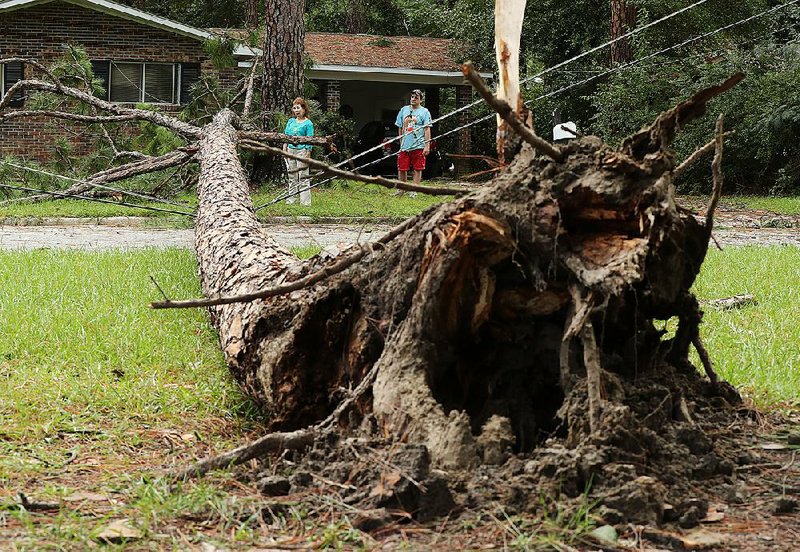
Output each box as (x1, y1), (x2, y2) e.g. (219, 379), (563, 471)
(244, 0), (259, 29)
(254, 0), (306, 183)
(610, 0), (637, 64)
(261, 0), (305, 129)
(193, 76), (739, 470)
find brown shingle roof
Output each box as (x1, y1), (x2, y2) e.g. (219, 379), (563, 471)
(209, 30), (462, 72)
(304, 33), (460, 72)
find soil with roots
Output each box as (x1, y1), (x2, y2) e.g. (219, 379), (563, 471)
(230, 364), (800, 549)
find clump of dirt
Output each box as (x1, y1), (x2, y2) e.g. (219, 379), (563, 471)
(240, 360), (771, 534)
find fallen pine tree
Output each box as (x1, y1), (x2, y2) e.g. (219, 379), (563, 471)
(1, 52), (751, 527)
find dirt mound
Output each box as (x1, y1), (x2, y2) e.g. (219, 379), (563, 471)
(239, 361), (767, 536)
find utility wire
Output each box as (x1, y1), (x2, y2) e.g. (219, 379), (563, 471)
(3, 161), (196, 209)
(254, 0), (715, 210)
(0, 182), (195, 217)
(256, 0), (800, 209)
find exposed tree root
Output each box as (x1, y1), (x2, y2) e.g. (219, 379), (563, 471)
(176, 75), (744, 484)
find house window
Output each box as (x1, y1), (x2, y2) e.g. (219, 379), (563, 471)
(1, 62), (25, 107)
(108, 62), (177, 104)
(92, 61), (199, 105)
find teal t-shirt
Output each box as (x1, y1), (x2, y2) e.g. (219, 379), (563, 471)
(395, 106), (431, 151)
(284, 117), (314, 150)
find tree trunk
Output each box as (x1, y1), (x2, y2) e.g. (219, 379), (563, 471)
(610, 0), (637, 64)
(194, 78), (735, 470)
(345, 0), (368, 33)
(261, 0), (305, 130)
(253, 0), (306, 184)
(244, 0), (259, 29)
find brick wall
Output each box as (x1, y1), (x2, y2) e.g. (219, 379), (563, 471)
(0, 1), (236, 163)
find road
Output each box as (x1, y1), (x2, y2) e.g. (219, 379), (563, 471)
(1, 221), (799, 250)
(0, 222), (395, 250)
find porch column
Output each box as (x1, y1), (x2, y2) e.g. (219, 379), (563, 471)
(323, 80), (341, 112)
(454, 85), (473, 177)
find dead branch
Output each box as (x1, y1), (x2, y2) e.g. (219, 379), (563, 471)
(0, 110), (142, 125)
(1, 149), (197, 205)
(706, 294), (757, 310)
(238, 130), (332, 147)
(706, 114), (725, 230)
(462, 62), (562, 161)
(0, 181), (194, 216)
(673, 131), (734, 178)
(239, 139), (464, 196)
(151, 216), (416, 309)
(0, 57), (63, 89)
(0, 79), (201, 139)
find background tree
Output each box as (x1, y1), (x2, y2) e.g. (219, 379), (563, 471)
(610, 0), (636, 63)
(244, 0), (259, 28)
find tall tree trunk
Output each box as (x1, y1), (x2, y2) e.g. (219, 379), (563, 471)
(253, 0), (306, 184)
(261, 0), (305, 130)
(345, 0), (368, 33)
(244, 0), (259, 29)
(610, 0), (637, 64)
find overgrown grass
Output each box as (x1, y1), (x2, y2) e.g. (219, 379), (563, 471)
(0, 180), (451, 221)
(691, 246), (800, 405)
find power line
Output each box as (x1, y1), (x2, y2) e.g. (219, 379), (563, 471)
(255, 0), (799, 209)
(0, 182), (195, 217)
(3, 161), (196, 210)
(255, 0), (715, 211)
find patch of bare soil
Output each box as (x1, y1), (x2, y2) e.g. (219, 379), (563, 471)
(234, 362), (800, 550)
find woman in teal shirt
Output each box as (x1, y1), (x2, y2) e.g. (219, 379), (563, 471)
(283, 97), (315, 206)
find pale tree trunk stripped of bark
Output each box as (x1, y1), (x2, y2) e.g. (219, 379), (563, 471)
(189, 74), (739, 470)
(494, 0), (527, 162)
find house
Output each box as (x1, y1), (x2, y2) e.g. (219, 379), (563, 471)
(1, 0), (487, 171)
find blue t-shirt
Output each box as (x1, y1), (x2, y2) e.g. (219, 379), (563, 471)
(284, 118), (314, 150)
(395, 106), (431, 152)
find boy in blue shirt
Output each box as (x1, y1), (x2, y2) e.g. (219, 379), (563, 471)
(395, 89), (431, 187)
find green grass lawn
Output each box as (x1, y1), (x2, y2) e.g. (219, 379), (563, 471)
(0, 180), (452, 222)
(0, 244), (797, 547)
(692, 246), (800, 405)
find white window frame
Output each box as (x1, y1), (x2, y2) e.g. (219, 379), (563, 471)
(108, 61), (178, 105)
(0, 64), (5, 101)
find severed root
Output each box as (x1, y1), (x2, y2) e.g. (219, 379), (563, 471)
(692, 334), (718, 384)
(170, 428), (315, 481)
(581, 321), (604, 431)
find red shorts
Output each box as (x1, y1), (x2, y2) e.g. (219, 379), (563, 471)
(398, 149), (426, 172)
